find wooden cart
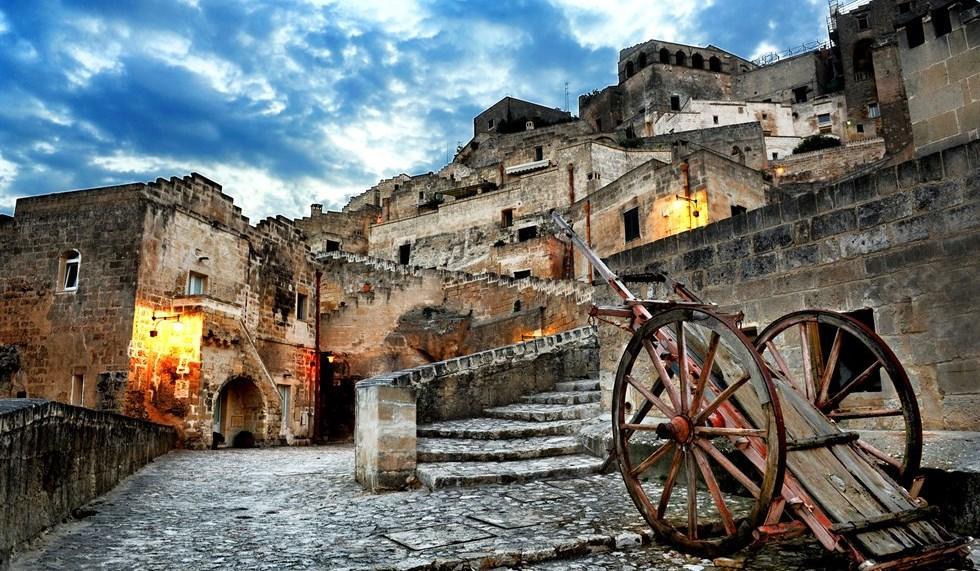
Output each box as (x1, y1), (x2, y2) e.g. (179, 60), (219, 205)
(552, 212), (967, 570)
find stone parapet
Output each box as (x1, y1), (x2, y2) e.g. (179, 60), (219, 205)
(0, 399), (176, 565)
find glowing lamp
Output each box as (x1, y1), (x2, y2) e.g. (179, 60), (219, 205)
(172, 320), (184, 333)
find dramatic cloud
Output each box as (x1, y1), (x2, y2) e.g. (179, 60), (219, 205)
(0, 0), (828, 220)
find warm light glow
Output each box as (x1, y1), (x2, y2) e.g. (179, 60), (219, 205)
(326, 355), (335, 363)
(775, 166), (786, 176)
(130, 305), (203, 379)
(172, 320), (185, 333)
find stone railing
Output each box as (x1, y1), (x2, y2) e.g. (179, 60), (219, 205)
(0, 400), (177, 565)
(354, 326), (598, 492)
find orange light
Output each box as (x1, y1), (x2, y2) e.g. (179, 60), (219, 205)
(327, 355), (335, 363)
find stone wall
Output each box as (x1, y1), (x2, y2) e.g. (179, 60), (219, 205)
(645, 122), (769, 171)
(0, 399), (176, 565)
(733, 51), (828, 103)
(900, 4), (980, 157)
(353, 326), (597, 491)
(601, 140), (980, 430)
(771, 138), (887, 184)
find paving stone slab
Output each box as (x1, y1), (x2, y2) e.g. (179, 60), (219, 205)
(554, 380), (601, 392)
(417, 436), (581, 462)
(416, 454), (604, 489)
(385, 523), (494, 550)
(484, 403), (601, 422)
(521, 391), (602, 405)
(417, 417), (588, 439)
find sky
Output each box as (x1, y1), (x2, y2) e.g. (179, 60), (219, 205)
(0, 0), (829, 221)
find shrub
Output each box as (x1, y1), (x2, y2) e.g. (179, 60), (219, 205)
(793, 135), (842, 154)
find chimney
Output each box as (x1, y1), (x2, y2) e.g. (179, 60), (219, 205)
(311, 203), (323, 217)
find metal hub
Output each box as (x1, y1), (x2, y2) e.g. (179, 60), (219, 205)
(656, 415), (694, 443)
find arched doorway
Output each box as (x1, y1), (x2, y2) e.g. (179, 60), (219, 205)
(214, 375), (266, 448)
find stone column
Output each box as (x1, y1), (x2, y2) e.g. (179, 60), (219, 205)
(354, 379), (416, 492)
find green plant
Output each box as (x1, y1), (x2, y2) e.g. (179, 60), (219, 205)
(793, 134), (842, 154)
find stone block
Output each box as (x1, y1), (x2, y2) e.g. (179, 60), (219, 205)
(914, 180), (962, 211)
(942, 145), (971, 178)
(841, 226), (890, 258)
(717, 237), (750, 262)
(943, 202), (980, 232)
(738, 254), (777, 281)
(752, 224), (793, 254)
(780, 244), (820, 271)
(897, 160), (919, 190)
(918, 152), (945, 183)
(811, 209), (856, 240)
(890, 215), (932, 245)
(852, 174), (877, 204)
(857, 194), (912, 229)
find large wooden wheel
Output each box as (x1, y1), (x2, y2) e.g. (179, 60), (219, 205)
(613, 307), (786, 557)
(755, 310), (922, 487)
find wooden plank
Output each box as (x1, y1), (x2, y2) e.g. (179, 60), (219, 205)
(830, 506), (939, 534)
(787, 431), (860, 451)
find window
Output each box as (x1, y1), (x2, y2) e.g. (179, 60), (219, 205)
(513, 300), (522, 312)
(296, 293), (308, 321)
(738, 107), (744, 114)
(932, 8), (952, 37)
(60, 250), (80, 291)
(905, 17), (925, 48)
(659, 48), (671, 64)
(187, 272), (208, 295)
(277, 384), (291, 420)
(857, 14), (869, 30)
(762, 112), (768, 119)
(398, 243), (411, 265)
(325, 240), (340, 252)
(691, 53), (704, 69)
(856, 124), (865, 133)
(670, 95), (681, 111)
(730, 204), (747, 216)
(772, 152), (779, 160)
(513, 270), (531, 279)
(517, 226), (538, 242)
(70, 374), (84, 406)
(534, 146), (543, 161)
(675, 50), (686, 66)
(637, 52), (647, 68)
(817, 113), (832, 126)
(626, 60), (635, 77)
(418, 191), (425, 201)
(488, 118), (495, 129)
(501, 208), (514, 228)
(713, 115), (719, 125)
(708, 56), (722, 72)
(793, 86), (809, 103)
(623, 207), (640, 242)
(867, 102), (880, 118)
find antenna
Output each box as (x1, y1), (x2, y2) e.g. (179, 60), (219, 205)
(564, 81), (569, 112)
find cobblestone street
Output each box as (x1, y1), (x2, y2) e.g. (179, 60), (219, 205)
(12, 445), (976, 570)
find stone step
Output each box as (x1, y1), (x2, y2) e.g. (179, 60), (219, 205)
(522, 391), (601, 405)
(417, 436), (581, 463)
(416, 454), (604, 489)
(485, 403), (601, 422)
(554, 379), (601, 392)
(417, 418), (588, 440)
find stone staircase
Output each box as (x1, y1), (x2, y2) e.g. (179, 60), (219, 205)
(415, 378), (605, 489)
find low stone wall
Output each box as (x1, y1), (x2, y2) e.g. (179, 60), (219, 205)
(770, 138), (886, 184)
(354, 326), (598, 492)
(0, 399), (176, 564)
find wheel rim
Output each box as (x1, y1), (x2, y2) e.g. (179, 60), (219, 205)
(755, 310), (922, 487)
(613, 307), (785, 557)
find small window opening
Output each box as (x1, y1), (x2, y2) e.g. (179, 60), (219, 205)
(730, 204), (747, 216)
(623, 207), (640, 242)
(418, 191), (424, 200)
(188, 271), (208, 295)
(71, 374), (84, 406)
(675, 50), (687, 66)
(905, 17), (925, 48)
(513, 270), (531, 279)
(772, 152), (779, 160)
(325, 240), (341, 252)
(932, 8), (951, 37)
(708, 56), (721, 72)
(762, 112), (768, 119)
(296, 292), (308, 321)
(277, 385), (291, 420)
(501, 208), (514, 228)
(517, 226), (538, 242)
(794, 86), (809, 103)
(638, 52), (647, 68)
(398, 243), (411, 265)
(488, 118), (495, 129)
(626, 60), (635, 77)
(856, 124), (865, 133)
(691, 53), (704, 69)
(513, 299), (522, 312)
(857, 14), (869, 30)
(867, 102), (880, 119)
(659, 48), (671, 64)
(817, 113), (832, 126)
(713, 115), (719, 125)
(670, 95), (681, 111)
(534, 146), (543, 161)
(60, 250), (80, 291)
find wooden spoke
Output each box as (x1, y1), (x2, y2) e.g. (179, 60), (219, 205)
(857, 439), (902, 469)
(696, 440), (761, 497)
(686, 450), (698, 539)
(695, 426), (767, 439)
(621, 422), (661, 431)
(799, 323), (817, 400)
(643, 338), (682, 411)
(676, 321), (689, 414)
(828, 407), (903, 420)
(621, 400), (654, 438)
(625, 374), (676, 419)
(817, 328), (844, 406)
(823, 361), (883, 410)
(690, 332), (720, 416)
(695, 374), (750, 424)
(630, 441), (676, 477)
(657, 446), (685, 518)
(693, 447), (737, 535)
(764, 340), (797, 389)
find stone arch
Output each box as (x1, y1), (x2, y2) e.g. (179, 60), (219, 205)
(675, 50), (687, 66)
(709, 56), (722, 72)
(637, 51), (647, 68)
(691, 53), (704, 69)
(212, 375), (270, 448)
(659, 48), (671, 64)
(626, 60), (635, 78)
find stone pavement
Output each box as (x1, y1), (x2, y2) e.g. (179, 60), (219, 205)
(11, 445), (976, 570)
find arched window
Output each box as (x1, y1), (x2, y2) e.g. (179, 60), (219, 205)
(675, 50), (687, 66)
(59, 249), (80, 291)
(691, 53), (704, 69)
(852, 39), (875, 81)
(626, 60), (635, 78)
(637, 52), (647, 68)
(659, 48), (671, 64)
(709, 56), (722, 72)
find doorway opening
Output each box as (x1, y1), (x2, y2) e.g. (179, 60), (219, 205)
(214, 375), (265, 448)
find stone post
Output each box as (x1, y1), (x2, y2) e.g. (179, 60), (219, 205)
(354, 379), (417, 492)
